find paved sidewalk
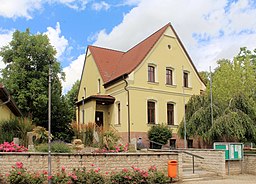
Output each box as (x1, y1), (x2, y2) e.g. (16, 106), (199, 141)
(181, 174), (256, 184)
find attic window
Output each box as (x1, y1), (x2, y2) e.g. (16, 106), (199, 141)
(97, 79), (101, 93)
(167, 44), (172, 50)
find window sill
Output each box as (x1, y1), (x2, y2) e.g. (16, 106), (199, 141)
(166, 84), (177, 88)
(147, 123), (156, 126)
(147, 81), (159, 85)
(168, 125), (178, 128)
(183, 86), (192, 90)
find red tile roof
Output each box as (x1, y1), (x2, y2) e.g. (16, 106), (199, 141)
(87, 23), (204, 87)
(88, 23), (170, 84)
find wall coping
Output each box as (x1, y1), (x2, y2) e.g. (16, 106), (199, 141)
(244, 154), (256, 156)
(0, 152), (178, 156)
(176, 149), (224, 152)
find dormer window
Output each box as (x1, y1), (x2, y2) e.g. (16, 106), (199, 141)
(148, 65), (156, 82)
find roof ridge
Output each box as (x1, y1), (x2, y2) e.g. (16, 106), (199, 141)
(125, 22), (170, 53)
(106, 23), (170, 82)
(89, 45), (125, 53)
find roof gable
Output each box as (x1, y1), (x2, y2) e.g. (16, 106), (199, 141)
(88, 46), (124, 83)
(87, 23), (204, 87)
(88, 23), (169, 84)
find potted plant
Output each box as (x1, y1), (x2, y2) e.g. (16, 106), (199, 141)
(148, 124), (172, 149)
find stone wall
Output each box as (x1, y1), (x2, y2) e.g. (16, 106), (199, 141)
(0, 149), (228, 181)
(179, 149), (226, 177)
(226, 154), (256, 175)
(0, 152), (178, 177)
(243, 154), (256, 175)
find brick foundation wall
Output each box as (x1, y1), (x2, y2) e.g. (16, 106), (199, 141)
(0, 152), (178, 178)
(118, 132), (207, 149)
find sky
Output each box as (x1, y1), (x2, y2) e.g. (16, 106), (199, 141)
(0, 0), (256, 94)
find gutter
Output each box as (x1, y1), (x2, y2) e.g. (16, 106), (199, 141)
(123, 76), (131, 143)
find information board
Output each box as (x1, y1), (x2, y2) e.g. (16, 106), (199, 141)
(213, 142), (243, 160)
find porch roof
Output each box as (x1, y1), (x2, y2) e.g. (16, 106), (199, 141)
(76, 95), (115, 106)
(0, 83), (22, 117)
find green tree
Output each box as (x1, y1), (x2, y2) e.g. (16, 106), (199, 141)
(0, 29), (73, 142)
(211, 47), (256, 103)
(178, 93), (256, 143)
(65, 80), (80, 120)
(209, 93), (256, 142)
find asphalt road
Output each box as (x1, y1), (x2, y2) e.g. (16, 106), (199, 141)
(181, 174), (256, 184)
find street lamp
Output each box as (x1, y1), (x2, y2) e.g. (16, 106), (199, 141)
(48, 62), (52, 184)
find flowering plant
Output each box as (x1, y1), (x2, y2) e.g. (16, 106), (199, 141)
(6, 163), (169, 184)
(110, 165), (170, 184)
(0, 142), (28, 152)
(94, 143), (128, 153)
(7, 162), (46, 184)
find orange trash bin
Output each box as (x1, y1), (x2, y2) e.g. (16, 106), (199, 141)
(168, 160), (177, 178)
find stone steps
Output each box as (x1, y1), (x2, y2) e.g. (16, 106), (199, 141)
(182, 170), (219, 182)
(182, 161), (219, 182)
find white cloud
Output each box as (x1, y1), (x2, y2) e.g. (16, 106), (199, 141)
(44, 22), (69, 59)
(92, 1), (110, 11)
(0, 0), (89, 19)
(50, 0), (88, 10)
(122, 0), (142, 6)
(91, 0), (256, 72)
(62, 54), (85, 93)
(0, 0), (42, 19)
(0, 29), (14, 71)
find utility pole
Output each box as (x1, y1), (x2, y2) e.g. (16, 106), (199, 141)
(182, 66), (187, 149)
(48, 63), (52, 184)
(210, 66), (213, 126)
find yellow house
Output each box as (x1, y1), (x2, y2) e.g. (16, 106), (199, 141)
(0, 83), (22, 121)
(77, 23), (205, 148)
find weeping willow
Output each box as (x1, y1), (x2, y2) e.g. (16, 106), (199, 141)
(178, 93), (256, 143)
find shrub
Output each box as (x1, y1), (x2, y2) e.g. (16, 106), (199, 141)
(6, 163), (169, 184)
(32, 126), (49, 144)
(110, 166), (170, 184)
(35, 141), (71, 153)
(0, 142), (28, 152)
(82, 122), (95, 146)
(94, 143), (128, 153)
(148, 124), (172, 148)
(0, 118), (34, 146)
(7, 162), (46, 184)
(0, 119), (20, 143)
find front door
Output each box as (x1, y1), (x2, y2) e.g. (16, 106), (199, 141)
(95, 111), (103, 127)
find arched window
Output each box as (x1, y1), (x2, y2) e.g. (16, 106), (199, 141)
(117, 102), (121, 125)
(167, 103), (175, 125)
(147, 101), (156, 124)
(148, 64), (157, 82)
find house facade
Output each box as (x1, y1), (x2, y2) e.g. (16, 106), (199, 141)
(0, 83), (22, 121)
(76, 23), (205, 148)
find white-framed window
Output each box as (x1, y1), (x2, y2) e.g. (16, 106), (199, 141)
(166, 67), (175, 85)
(147, 99), (157, 124)
(117, 102), (121, 125)
(183, 71), (190, 88)
(148, 63), (157, 82)
(97, 79), (101, 93)
(167, 103), (175, 125)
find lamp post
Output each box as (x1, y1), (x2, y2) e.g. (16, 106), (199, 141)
(48, 62), (52, 184)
